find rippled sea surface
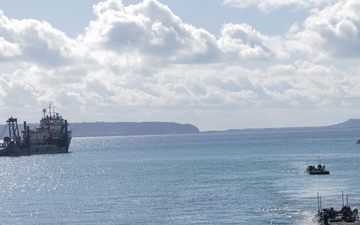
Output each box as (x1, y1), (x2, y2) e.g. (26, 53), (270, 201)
(1, 128), (360, 224)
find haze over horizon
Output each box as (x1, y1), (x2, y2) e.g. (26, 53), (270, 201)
(1, 0), (360, 131)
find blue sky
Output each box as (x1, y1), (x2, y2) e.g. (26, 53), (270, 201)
(0, 0), (359, 131)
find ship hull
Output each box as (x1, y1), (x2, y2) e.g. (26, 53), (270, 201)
(0, 139), (71, 156)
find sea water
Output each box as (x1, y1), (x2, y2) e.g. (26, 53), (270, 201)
(0, 127), (360, 224)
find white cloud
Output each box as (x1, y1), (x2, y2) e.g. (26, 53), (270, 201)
(286, 0), (360, 59)
(218, 23), (289, 60)
(0, 10), (77, 68)
(0, 37), (20, 58)
(80, 0), (220, 64)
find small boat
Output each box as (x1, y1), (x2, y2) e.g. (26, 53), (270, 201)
(314, 192), (360, 225)
(356, 139), (360, 144)
(306, 164), (330, 175)
(305, 155), (330, 175)
(0, 104), (71, 156)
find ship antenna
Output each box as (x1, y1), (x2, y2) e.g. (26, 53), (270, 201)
(43, 108), (46, 118)
(49, 103), (52, 118)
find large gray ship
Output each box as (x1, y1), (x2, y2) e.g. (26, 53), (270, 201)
(0, 105), (71, 156)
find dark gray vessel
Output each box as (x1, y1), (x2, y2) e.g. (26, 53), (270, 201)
(305, 155), (330, 175)
(0, 104), (71, 156)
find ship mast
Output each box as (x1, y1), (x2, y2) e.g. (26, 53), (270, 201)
(49, 103), (52, 118)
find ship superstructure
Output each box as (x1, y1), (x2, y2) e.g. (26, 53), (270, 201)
(0, 104), (72, 156)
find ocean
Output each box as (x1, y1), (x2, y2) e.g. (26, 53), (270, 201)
(0, 127), (360, 224)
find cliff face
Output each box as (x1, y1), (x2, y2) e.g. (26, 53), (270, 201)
(69, 122), (200, 137)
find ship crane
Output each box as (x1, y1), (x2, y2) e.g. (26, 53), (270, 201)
(6, 117), (20, 143)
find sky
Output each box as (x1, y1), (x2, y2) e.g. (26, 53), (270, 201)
(0, 0), (360, 131)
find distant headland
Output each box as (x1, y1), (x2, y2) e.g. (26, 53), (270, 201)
(69, 122), (200, 137)
(222, 119), (360, 133)
(0, 119), (359, 137)
(49, 119), (360, 137)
